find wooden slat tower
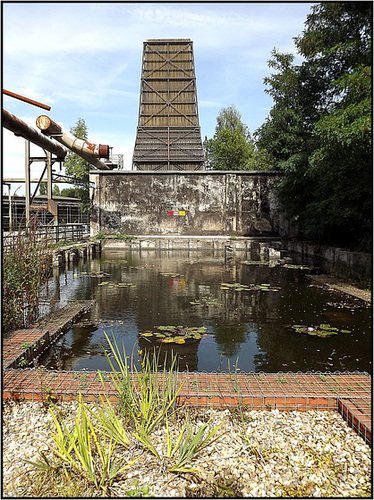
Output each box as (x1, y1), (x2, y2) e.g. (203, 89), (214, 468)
(132, 39), (205, 171)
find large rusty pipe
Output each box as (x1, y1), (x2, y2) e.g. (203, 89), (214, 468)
(3, 109), (67, 159)
(36, 115), (112, 170)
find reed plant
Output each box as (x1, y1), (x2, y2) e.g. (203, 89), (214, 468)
(102, 333), (183, 436)
(3, 216), (52, 334)
(103, 333), (223, 472)
(26, 394), (137, 494)
(166, 413), (223, 473)
(24, 335), (225, 494)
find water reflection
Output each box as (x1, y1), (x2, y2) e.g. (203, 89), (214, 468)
(38, 249), (372, 373)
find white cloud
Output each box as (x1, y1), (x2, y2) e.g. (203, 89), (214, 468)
(199, 100), (223, 109)
(3, 2), (315, 184)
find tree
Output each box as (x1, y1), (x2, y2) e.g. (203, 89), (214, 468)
(63, 118), (91, 211)
(255, 2), (372, 250)
(204, 105), (255, 170)
(39, 183), (61, 196)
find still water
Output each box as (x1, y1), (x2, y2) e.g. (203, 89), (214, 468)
(39, 249), (371, 373)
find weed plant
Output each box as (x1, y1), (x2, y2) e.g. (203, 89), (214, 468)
(26, 393), (138, 495)
(102, 333), (183, 436)
(102, 333), (223, 472)
(3, 217), (53, 334)
(25, 334), (224, 494)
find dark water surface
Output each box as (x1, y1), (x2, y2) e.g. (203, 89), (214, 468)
(39, 249), (371, 373)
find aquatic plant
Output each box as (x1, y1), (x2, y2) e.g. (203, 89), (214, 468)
(139, 325), (206, 344)
(240, 260), (268, 266)
(220, 282), (281, 292)
(291, 324), (351, 337)
(159, 272), (184, 279)
(190, 297), (220, 307)
(282, 264), (313, 270)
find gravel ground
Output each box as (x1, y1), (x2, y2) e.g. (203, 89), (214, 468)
(3, 401), (371, 498)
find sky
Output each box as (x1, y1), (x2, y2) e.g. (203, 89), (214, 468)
(2, 1), (316, 194)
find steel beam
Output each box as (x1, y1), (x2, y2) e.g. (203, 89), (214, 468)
(25, 140), (30, 221)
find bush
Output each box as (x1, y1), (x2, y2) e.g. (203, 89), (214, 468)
(3, 218), (52, 334)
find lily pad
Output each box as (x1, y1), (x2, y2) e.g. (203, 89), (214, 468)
(139, 325), (206, 344)
(221, 282), (280, 292)
(157, 326), (176, 332)
(291, 323), (352, 337)
(283, 264), (312, 270)
(241, 260), (268, 266)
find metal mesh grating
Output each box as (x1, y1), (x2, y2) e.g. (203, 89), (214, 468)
(3, 368), (371, 445)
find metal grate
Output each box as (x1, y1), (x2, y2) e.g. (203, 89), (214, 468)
(2, 368), (371, 444)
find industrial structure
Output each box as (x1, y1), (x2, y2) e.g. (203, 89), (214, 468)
(2, 194), (88, 232)
(132, 39), (205, 171)
(2, 89), (122, 234)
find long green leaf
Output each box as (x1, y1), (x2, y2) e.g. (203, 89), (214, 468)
(133, 430), (160, 458)
(86, 384), (130, 447)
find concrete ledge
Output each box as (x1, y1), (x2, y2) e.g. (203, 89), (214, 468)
(90, 170), (280, 176)
(102, 236), (283, 258)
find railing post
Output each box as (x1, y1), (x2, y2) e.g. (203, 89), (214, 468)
(54, 221), (59, 244)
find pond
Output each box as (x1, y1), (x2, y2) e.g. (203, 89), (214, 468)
(38, 249), (371, 373)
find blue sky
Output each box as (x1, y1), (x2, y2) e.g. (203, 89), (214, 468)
(3, 2), (315, 191)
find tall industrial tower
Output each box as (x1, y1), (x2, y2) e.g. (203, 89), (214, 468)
(132, 39), (205, 171)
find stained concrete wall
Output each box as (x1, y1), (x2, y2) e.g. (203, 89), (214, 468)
(89, 171), (291, 237)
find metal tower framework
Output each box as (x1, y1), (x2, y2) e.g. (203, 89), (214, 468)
(133, 39), (205, 171)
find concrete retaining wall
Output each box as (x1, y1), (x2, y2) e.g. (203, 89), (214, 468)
(284, 240), (371, 285)
(89, 171), (293, 237)
(102, 236), (285, 261)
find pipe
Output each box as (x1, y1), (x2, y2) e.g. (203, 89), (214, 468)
(3, 89), (51, 111)
(36, 115), (113, 170)
(3, 109), (67, 159)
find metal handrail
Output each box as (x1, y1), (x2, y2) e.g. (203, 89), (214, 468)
(3, 223), (90, 247)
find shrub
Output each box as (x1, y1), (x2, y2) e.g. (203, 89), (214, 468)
(3, 218), (52, 334)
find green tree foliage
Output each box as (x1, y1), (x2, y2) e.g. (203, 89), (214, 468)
(204, 105), (255, 170)
(255, 2), (372, 250)
(63, 118), (91, 211)
(39, 183), (60, 196)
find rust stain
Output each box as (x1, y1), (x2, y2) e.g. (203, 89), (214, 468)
(85, 141), (96, 152)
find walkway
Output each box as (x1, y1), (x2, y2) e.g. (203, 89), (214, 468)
(3, 301), (92, 369)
